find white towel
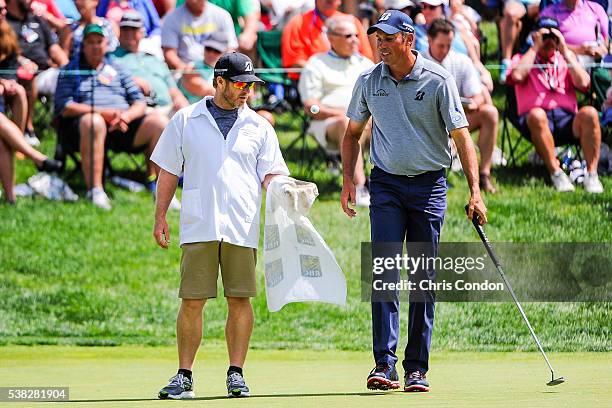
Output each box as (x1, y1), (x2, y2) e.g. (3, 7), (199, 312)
(263, 176), (346, 312)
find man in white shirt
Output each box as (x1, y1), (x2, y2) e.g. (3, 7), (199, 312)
(424, 18), (499, 193)
(298, 15), (374, 206)
(151, 52), (289, 400)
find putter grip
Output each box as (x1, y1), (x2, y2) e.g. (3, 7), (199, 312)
(464, 204), (482, 228)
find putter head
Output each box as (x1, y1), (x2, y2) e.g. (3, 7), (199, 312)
(547, 376), (565, 386)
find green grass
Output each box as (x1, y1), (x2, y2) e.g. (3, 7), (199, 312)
(0, 22), (610, 351)
(1, 346), (610, 407)
(0, 109), (610, 352)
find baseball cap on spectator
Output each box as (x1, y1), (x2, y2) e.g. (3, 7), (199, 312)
(367, 9), (415, 35)
(120, 11), (144, 28)
(214, 52), (263, 83)
(535, 17), (560, 30)
(204, 39), (227, 52)
(419, 0), (448, 6)
(385, 0), (416, 9)
(204, 32), (229, 53)
(83, 23), (106, 38)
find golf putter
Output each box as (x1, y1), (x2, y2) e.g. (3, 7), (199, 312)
(465, 205), (565, 387)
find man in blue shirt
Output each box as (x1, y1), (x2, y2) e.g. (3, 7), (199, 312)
(54, 24), (169, 210)
(342, 10), (487, 393)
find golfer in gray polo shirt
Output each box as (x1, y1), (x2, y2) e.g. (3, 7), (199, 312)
(340, 10), (488, 393)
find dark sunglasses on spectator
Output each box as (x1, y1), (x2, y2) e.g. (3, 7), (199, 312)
(329, 31), (359, 39)
(421, 4), (439, 9)
(231, 81), (255, 90)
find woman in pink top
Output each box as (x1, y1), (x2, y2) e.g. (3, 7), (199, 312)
(507, 17), (604, 193)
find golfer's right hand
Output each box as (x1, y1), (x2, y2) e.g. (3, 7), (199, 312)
(341, 180), (357, 218)
(153, 218), (170, 249)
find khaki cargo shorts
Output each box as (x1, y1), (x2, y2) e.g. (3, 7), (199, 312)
(179, 241), (257, 299)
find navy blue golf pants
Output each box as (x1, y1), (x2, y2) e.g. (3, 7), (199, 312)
(369, 166), (447, 374)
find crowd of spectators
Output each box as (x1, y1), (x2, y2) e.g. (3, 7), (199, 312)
(0, 0), (609, 207)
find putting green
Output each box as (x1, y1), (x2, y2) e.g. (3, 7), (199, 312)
(1, 345), (610, 407)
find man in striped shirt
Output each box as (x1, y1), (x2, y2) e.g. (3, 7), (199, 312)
(54, 24), (169, 210)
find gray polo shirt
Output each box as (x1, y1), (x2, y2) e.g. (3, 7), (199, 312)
(161, 4), (238, 64)
(346, 50), (468, 176)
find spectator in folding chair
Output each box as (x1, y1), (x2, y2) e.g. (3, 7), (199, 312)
(6, 0), (69, 145)
(423, 19), (499, 193)
(298, 15), (374, 206)
(507, 17), (604, 193)
(112, 11), (188, 117)
(281, 0), (374, 80)
(161, 0), (237, 80)
(54, 24), (176, 210)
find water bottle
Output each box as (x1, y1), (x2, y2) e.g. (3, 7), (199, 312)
(560, 149), (573, 172)
(111, 176), (146, 193)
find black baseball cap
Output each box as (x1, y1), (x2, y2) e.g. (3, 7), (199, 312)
(367, 9), (415, 35)
(536, 17), (559, 30)
(214, 52), (263, 83)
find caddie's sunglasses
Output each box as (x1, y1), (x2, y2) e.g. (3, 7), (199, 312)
(231, 81), (255, 90)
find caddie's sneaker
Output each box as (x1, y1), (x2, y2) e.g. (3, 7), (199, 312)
(158, 373), (195, 399)
(367, 363), (400, 390)
(227, 371), (250, 397)
(550, 170), (575, 192)
(404, 370), (430, 392)
(583, 172), (604, 193)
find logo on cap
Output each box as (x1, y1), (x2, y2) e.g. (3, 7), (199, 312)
(379, 12), (391, 21)
(245, 61), (252, 71)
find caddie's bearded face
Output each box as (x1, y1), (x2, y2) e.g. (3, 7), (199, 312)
(216, 76), (253, 109)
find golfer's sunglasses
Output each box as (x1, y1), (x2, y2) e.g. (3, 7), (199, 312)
(231, 81), (255, 90)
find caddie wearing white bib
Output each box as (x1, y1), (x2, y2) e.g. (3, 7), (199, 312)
(151, 52), (289, 400)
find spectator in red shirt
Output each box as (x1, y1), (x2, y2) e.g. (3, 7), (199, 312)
(281, 0), (374, 79)
(507, 17), (603, 193)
